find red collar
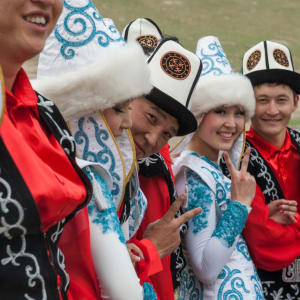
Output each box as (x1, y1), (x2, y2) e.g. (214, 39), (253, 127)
(6, 68), (38, 111)
(247, 126), (297, 160)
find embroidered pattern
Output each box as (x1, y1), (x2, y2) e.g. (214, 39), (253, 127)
(273, 48), (289, 67)
(178, 268), (203, 300)
(217, 265), (250, 299)
(136, 34), (158, 51)
(143, 282), (158, 300)
(247, 50), (261, 71)
(37, 95), (75, 155)
(212, 201), (248, 248)
(236, 240), (251, 261)
(86, 167), (126, 244)
(160, 51), (191, 79)
(55, 0), (124, 59)
(0, 176), (47, 300)
(74, 117), (120, 197)
(199, 41), (231, 76)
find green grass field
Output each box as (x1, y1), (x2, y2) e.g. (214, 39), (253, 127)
(94, 0), (300, 128)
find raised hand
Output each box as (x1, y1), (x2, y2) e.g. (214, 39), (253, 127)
(268, 199), (298, 225)
(143, 194), (202, 258)
(127, 243), (144, 265)
(224, 147), (256, 207)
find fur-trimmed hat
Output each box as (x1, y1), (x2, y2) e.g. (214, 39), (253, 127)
(146, 37), (202, 136)
(32, 3), (152, 121)
(191, 36), (255, 121)
(32, 44), (152, 120)
(242, 40), (300, 94)
(122, 18), (163, 56)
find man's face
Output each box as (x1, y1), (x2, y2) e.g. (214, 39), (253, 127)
(130, 97), (179, 159)
(252, 83), (299, 146)
(0, 0), (63, 65)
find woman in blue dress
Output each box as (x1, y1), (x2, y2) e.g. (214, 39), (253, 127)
(173, 36), (264, 299)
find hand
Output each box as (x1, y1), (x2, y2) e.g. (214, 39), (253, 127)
(127, 243), (144, 266)
(224, 147), (256, 207)
(268, 199), (298, 225)
(143, 194), (202, 258)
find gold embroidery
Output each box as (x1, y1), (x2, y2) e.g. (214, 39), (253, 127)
(247, 50), (261, 71)
(273, 48), (289, 67)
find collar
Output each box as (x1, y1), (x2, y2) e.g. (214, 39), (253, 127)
(6, 68), (38, 112)
(247, 126), (296, 160)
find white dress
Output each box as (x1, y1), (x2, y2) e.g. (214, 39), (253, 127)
(173, 150), (264, 300)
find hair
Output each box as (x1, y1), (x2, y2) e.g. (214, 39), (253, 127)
(255, 82), (297, 99)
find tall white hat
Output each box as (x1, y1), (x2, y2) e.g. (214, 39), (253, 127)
(122, 18), (163, 56)
(32, 1), (152, 120)
(242, 40), (300, 93)
(191, 36), (255, 121)
(146, 38), (202, 136)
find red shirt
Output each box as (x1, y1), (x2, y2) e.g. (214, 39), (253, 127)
(137, 144), (175, 300)
(244, 127), (300, 271)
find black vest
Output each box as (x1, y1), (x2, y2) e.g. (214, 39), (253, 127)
(0, 93), (92, 300)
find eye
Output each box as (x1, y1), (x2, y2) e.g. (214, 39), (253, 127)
(113, 105), (123, 113)
(235, 109), (245, 116)
(278, 97), (288, 103)
(164, 132), (172, 139)
(257, 98), (268, 103)
(214, 108), (226, 115)
(147, 113), (157, 123)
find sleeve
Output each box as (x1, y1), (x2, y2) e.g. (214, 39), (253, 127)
(86, 167), (150, 300)
(184, 169), (249, 285)
(243, 184), (300, 271)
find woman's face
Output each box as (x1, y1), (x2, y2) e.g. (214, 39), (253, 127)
(103, 101), (133, 138)
(195, 105), (245, 161)
(0, 0), (63, 64)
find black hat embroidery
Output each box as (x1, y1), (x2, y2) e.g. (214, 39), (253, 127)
(160, 51), (191, 80)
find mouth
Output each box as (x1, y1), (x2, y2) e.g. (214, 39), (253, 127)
(217, 131), (235, 140)
(24, 13), (49, 28)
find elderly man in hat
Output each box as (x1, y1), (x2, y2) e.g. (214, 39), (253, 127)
(227, 40), (300, 299)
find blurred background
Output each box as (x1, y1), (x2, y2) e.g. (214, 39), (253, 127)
(24, 0), (300, 127)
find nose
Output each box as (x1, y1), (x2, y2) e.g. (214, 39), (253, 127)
(145, 130), (159, 149)
(224, 114), (236, 128)
(266, 101), (279, 115)
(121, 114), (132, 130)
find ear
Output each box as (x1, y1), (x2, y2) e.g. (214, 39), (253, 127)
(292, 94), (299, 112)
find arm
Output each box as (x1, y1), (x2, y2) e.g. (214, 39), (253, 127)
(243, 185), (300, 271)
(184, 169), (249, 285)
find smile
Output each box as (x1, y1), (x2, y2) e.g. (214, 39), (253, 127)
(24, 15), (48, 27)
(218, 132), (235, 139)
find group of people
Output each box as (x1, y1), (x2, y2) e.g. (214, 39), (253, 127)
(1, 1), (300, 300)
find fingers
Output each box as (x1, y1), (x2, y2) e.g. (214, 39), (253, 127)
(127, 243), (144, 260)
(162, 193), (187, 223)
(240, 147), (251, 173)
(175, 206), (202, 227)
(223, 151), (235, 175)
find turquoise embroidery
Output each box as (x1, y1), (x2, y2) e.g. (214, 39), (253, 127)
(212, 201), (248, 248)
(217, 265), (250, 299)
(128, 188), (147, 238)
(186, 170), (213, 234)
(199, 41), (231, 76)
(74, 117), (120, 196)
(179, 268), (203, 300)
(55, 0), (124, 59)
(143, 282), (157, 300)
(85, 166), (126, 244)
(236, 241), (251, 261)
(251, 271), (264, 300)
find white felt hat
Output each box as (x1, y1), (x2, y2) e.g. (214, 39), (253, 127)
(191, 36), (255, 121)
(145, 38), (202, 135)
(122, 18), (163, 56)
(32, 1), (152, 121)
(242, 40), (300, 93)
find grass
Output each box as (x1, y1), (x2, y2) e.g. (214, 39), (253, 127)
(94, 0), (300, 128)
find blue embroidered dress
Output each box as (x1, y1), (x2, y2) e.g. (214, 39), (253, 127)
(173, 150), (264, 300)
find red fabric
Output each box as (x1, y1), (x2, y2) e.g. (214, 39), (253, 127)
(59, 208), (100, 300)
(1, 69), (86, 232)
(243, 127), (300, 271)
(136, 144), (175, 300)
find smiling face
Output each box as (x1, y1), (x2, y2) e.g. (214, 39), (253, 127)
(103, 100), (133, 138)
(252, 83), (299, 148)
(0, 0), (63, 66)
(193, 105), (245, 161)
(130, 96), (179, 159)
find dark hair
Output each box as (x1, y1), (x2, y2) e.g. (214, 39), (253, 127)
(255, 82), (297, 99)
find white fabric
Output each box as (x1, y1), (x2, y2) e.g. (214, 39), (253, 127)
(173, 151), (263, 299)
(0, 70), (4, 125)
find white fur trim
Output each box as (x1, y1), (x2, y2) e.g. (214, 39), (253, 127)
(190, 73), (255, 121)
(32, 44), (152, 120)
